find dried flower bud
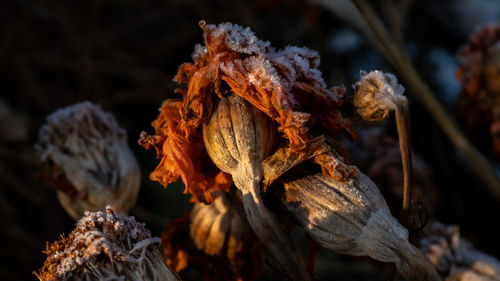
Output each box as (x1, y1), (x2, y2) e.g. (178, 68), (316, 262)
(203, 94), (311, 281)
(190, 191), (251, 258)
(34, 206), (180, 281)
(419, 222), (500, 280)
(36, 101), (140, 219)
(353, 70), (407, 121)
(276, 171), (440, 281)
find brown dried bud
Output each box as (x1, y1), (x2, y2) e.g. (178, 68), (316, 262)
(276, 171), (441, 281)
(190, 191), (252, 259)
(36, 102), (140, 219)
(203, 94), (311, 281)
(203, 94), (276, 190)
(353, 70), (407, 121)
(419, 222), (500, 281)
(34, 206), (180, 281)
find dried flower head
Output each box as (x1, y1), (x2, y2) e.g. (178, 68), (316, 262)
(139, 20), (357, 203)
(353, 70), (406, 121)
(34, 206), (180, 281)
(419, 222), (500, 280)
(456, 24), (500, 155)
(275, 171), (440, 281)
(161, 191), (264, 281)
(36, 101), (140, 219)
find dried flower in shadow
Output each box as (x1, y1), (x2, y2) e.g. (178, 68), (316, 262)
(34, 206), (180, 281)
(344, 126), (439, 217)
(419, 222), (500, 281)
(456, 24), (500, 155)
(36, 101), (140, 219)
(162, 191), (264, 281)
(274, 171), (441, 281)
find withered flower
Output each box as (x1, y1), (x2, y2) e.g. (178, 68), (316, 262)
(353, 70), (406, 122)
(420, 222), (500, 281)
(140, 21), (358, 280)
(161, 191), (264, 281)
(36, 101), (140, 219)
(34, 206), (180, 281)
(274, 171), (441, 281)
(139, 20), (358, 203)
(456, 24), (500, 155)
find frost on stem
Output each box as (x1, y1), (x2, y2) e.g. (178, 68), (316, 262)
(353, 70), (407, 121)
(139, 21), (358, 203)
(34, 206), (180, 281)
(36, 101), (140, 219)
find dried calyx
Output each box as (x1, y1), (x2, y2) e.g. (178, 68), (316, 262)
(203, 95), (310, 281)
(273, 171), (441, 281)
(190, 190), (264, 279)
(36, 101), (140, 219)
(34, 206), (180, 281)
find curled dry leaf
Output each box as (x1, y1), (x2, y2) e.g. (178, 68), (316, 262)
(139, 20), (357, 203)
(139, 100), (232, 203)
(34, 206), (180, 281)
(36, 101), (140, 219)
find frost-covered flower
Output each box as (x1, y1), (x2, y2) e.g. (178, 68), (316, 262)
(139, 20), (357, 203)
(34, 206), (180, 281)
(36, 101), (140, 219)
(353, 70), (406, 121)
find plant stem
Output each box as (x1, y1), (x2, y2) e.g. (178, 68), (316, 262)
(351, 0), (500, 203)
(395, 100), (412, 224)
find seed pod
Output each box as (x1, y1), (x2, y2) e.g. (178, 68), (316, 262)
(190, 190), (251, 258)
(34, 206), (181, 281)
(36, 102), (140, 219)
(276, 171), (441, 281)
(203, 95), (311, 281)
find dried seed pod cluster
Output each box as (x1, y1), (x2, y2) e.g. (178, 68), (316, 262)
(35, 206), (180, 281)
(419, 222), (500, 281)
(36, 101), (140, 219)
(275, 172), (441, 281)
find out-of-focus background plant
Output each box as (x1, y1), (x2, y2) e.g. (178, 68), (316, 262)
(1, 0), (499, 280)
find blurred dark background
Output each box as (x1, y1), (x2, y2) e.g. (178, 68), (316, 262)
(1, 0), (499, 280)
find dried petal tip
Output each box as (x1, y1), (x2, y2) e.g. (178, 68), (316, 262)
(36, 101), (140, 219)
(34, 206), (181, 281)
(353, 70), (406, 121)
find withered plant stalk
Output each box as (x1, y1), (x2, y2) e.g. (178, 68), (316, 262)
(350, 0), (500, 202)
